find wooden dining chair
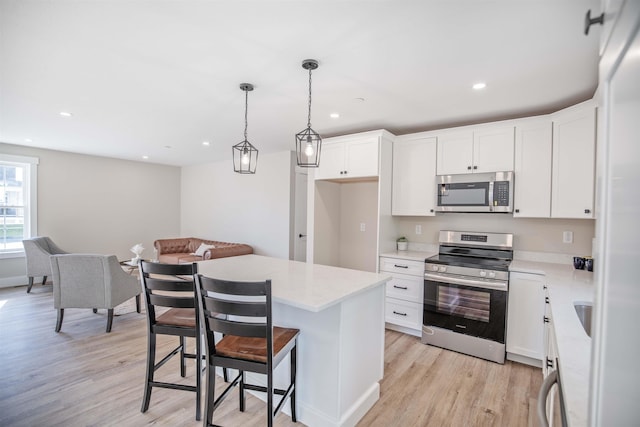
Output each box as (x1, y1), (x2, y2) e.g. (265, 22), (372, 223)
(139, 261), (202, 421)
(194, 274), (300, 427)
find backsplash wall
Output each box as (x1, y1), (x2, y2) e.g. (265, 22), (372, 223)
(394, 214), (595, 257)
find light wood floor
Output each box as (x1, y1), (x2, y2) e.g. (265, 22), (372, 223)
(0, 284), (542, 427)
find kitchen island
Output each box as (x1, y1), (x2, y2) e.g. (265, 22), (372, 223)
(197, 254), (391, 427)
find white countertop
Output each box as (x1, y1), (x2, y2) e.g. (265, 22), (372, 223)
(198, 254), (391, 313)
(510, 260), (594, 427)
(379, 250), (437, 262)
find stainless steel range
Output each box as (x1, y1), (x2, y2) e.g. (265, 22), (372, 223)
(422, 230), (513, 364)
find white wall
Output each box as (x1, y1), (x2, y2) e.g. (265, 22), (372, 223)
(180, 151), (294, 259)
(0, 143), (181, 287)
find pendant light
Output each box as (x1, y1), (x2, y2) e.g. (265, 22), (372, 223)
(296, 59), (322, 167)
(232, 83), (258, 174)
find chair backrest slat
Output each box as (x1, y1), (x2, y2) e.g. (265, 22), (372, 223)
(144, 277), (193, 292)
(204, 298), (267, 317)
(149, 294), (195, 309)
(200, 278), (267, 296)
(208, 317), (267, 338)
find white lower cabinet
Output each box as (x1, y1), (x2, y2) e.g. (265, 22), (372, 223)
(380, 257), (424, 336)
(506, 271), (545, 366)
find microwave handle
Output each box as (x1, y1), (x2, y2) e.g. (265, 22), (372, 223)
(488, 181), (494, 211)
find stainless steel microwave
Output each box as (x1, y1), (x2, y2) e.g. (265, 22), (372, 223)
(436, 171), (514, 213)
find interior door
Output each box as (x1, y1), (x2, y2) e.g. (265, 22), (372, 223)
(293, 170), (307, 262)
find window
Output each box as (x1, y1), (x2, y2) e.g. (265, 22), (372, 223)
(0, 154), (38, 257)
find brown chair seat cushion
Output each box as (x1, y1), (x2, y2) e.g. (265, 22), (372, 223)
(156, 308), (196, 328)
(216, 327), (300, 363)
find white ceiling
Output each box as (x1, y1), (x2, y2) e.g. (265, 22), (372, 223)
(0, 0), (601, 167)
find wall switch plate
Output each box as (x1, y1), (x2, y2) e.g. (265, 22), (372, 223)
(360, 223), (366, 232)
(563, 231), (573, 244)
(415, 225), (422, 235)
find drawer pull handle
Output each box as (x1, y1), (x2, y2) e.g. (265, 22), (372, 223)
(392, 311), (407, 316)
(543, 316), (550, 324)
(455, 324), (467, 329)
(393, 285), (408, 290)
(394, 264), (409, 269)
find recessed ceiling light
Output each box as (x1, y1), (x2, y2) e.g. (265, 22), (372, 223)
(24, 138), (33, 143)
(330, 113), (340, 119)
(472, 82), (487, 90)
(202, 141), (210, 146)
(354, 97), (365, 102)
(164, 145), (172, 149)
(142, 155), (149, 160)
(59, 111), (73, 117)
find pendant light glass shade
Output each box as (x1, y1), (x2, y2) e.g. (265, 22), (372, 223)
(296, 59), (322, 167)
(233, 83), (258, 174)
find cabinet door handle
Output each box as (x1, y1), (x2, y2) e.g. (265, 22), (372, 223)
(473, 165), (478, 170)
(584, 9), (604, 36)
(584, 209), (591, 214)
(543, 316), (550, 323)
(545, 296), (549, 304)
(344, 170), (348, 174)
(430, 209), (434, 213)
(515, 209), (520, 213)
(394, 264), (409, 269)
(392, 311), (407, 316)
(467, 166), (472, 170)
(546, 357), (554, 369)
(393, 285), (408, 290)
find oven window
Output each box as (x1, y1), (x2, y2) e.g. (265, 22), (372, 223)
(436, 286), (490, 322)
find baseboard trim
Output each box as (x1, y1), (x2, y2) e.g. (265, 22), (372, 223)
(0, 275), (27, 288)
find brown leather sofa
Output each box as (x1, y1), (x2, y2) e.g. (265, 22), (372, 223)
(153, 237), (253, 264)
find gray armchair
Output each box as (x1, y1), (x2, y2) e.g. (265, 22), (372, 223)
(22, 236), (69, 293)
(50, 254), (141, 333)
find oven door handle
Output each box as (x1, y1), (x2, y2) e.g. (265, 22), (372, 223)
(424, 272), (508, 291)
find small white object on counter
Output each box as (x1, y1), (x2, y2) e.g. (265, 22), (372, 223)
(510, 260), (594, 427)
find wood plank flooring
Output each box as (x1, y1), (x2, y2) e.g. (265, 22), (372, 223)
(0, 285), (542, 426)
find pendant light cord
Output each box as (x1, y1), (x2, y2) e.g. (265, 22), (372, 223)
(244, 88), (249, 141)
(307, 68), (313, 128)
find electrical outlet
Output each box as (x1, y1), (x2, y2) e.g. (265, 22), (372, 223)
(415, 225), (422, 235)
(563, 231), (573, 244)
(360, 223), (366, 232)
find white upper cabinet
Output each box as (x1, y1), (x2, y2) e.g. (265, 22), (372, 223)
(436, 126), (514, 175)
(551, 103), (596, 218)
(514, 119), (553, 218)
(392, 137), (437, 216)
(473, 126), (515, 173)
(315, 136), (379, 180)
(436, 131), (473, 175)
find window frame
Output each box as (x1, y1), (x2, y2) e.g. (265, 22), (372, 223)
(0, 153), (38, 259)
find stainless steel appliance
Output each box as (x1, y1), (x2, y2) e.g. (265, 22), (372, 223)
(422, 230), (513, 364)
(436, 171), (513, 213)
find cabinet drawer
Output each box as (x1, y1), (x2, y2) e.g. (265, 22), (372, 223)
(385, 298), (423, 330)
(380, 257), (424, 276)
(386, 273), (423, 303)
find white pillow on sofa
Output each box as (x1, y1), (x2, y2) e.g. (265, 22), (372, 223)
(193, 243), (215, 257)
